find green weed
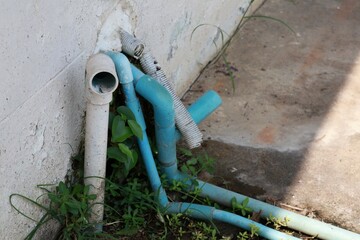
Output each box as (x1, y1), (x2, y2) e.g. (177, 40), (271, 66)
(178, 147), (215, 176)
(231, 197), (253, 217)
(9, 182), (99, 240)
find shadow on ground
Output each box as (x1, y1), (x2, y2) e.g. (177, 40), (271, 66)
(183, 0), (360, 233)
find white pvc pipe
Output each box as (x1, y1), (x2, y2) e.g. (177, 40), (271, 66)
(84, 53), (118, 229)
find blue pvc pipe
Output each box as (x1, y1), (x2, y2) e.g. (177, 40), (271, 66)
(175, 90), (222, 141)
(135, 75), (178, 178)
(212, 210), (298, 240)
(187, 90), (222, 124)
(130, 64), (144, 81)
(195, 179), (360, 240)
(111, 53), (299, 239)
(130, 64), (223, 141)
(107, 52), (168, 206)
(167, 202), (299, 240)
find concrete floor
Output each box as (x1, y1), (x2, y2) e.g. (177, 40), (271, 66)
(183, 0), (360, 233)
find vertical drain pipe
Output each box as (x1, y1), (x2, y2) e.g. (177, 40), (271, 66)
(84, 53), (118, 230)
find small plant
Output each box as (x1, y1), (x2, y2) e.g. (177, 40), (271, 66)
(107, 106), (143, 183)
(164, 213), (219, 240)
(237, 231), (250, 240)
(178, 147), (215, 176)
(9, 182), (98, 240)
(266, 214), (290, 230)
(236, 224), (260, 240)
(195, 221), (217, 240)
(231, 197), (253, 217)
(249, 223), (260, 237)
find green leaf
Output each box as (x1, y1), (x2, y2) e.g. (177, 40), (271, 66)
(117, 106), (136, 120)
(60, 204), (67, 215)
(186, 158), (198, 166)
(65, 202), (80, 215)
(112, 126), (133, 143)
(179, 147), (192, 157)
(128, 120), (143, 140)
(72, 184), (82, 195)
(131, 150), (138, 163)
(180, 165), (189, 174)
(84, 185), (90, 195)
(231, 197), (237, 208)
(118, 144), (133, 159)
(58, 181), (69, 195)
(187, 165), (196, 174)
(48, 193), (60, 203)
(242, 197), (249, 207)
(118, 144), (138, 176)
(107, 147), (127, 162)
(241, 209), (246, 216)
(111, 116), (126, 142)
(128, 157), (137, 172)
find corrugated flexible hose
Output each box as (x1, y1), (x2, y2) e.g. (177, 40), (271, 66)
(120, 30), (203, 148)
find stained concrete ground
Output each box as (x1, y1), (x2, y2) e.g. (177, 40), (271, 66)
(183, 0), (360, 234)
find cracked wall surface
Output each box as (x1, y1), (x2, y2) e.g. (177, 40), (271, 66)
(0, 0), (262, 238)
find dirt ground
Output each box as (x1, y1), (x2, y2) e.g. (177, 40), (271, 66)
(183, 0), (360, 234)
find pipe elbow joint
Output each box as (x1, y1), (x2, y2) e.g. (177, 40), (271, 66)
(106, 51), (133, 84)
(86, 53), (119, 105)
(135, 75), (175, 123)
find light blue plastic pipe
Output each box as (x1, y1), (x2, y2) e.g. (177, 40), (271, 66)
(130, 63), (222, 141)
(107, 52), (168, 206)
(109, 52), (299, 240)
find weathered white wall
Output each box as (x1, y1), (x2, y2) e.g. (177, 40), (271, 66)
(0, 0), (261, 238)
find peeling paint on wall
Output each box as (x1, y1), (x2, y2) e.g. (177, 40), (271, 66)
(94, 2), (138, 53)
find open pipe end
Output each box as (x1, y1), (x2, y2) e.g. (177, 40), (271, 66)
(86, 53), (119, 104)
(91, 71), (117, 94)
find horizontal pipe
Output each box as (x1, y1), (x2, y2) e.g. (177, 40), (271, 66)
(187, 90), (222, 123)
(175, 90), (222, 141)
(166, 202), (298, 240)
(195, 178), (360, 239)
(166, 170), (360, 239)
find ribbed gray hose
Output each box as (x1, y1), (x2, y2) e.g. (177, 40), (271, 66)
(120, 30), (203, 148)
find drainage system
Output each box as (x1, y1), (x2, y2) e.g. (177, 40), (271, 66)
(101, 51), (360, 240)
(83, 36), (360, 239)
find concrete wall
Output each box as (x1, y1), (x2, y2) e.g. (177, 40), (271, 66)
(0, 0), (261, 238)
